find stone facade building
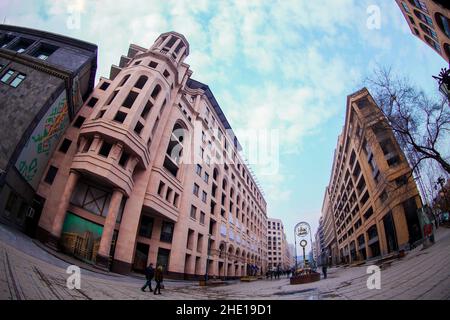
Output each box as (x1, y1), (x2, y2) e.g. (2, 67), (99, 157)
(0, 25), (97, 236)
(267, 218), (290, 270)
(323, 88), (423, 264)
(320, 187), (339, 266)
(395, 0), (450, 62)
(34, 31), (268, 279)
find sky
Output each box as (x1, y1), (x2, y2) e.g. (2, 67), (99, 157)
(1, 0), (447, 246)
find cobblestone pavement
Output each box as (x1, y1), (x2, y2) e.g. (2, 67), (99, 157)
(1, 223), (449, 300)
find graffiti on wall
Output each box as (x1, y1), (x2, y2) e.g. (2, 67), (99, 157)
(15, 90), (70, 190)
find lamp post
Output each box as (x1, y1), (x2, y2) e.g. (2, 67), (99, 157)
(432, 66), (450, 101)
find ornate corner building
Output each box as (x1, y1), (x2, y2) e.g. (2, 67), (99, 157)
(33, 31), (268, 279)
(395, 0), (450, 62)
(322, 88), (423, 265)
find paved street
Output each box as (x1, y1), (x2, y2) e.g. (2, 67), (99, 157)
(1, 223), (449, 300)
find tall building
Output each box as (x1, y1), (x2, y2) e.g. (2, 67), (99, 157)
(0, 25), (97, 235)
(324, 88), (423, 264)
(320, 187), (339, 266)
(395, 0), (450, 62)
(34, 31), (268, 279)
(267, 218), (290, 270)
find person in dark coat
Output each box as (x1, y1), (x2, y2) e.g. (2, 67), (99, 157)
(141, 263), (155, 292)
(154, 265), (164, 295)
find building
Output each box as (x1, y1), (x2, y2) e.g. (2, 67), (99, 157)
(395, 0), (450, 62)
(320, 187), (339, 266)
(34, 31), (268, 279)
(0, 25), (97, 236)
(288, 243), (296, 267)
(324, 88), (423, 265)
(267, 218), (290, 270)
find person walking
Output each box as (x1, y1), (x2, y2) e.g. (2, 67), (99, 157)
(154, 265), (164, 295)
(322, 264), (328, 279)
(141, 263), (155, 292)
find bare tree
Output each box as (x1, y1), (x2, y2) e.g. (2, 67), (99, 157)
(366, 67), (450, 176)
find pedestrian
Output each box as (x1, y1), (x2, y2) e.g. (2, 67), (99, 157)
(141, 263), (155, 292)
(154, 264), (164, 295)
(322, 264), (328, 279)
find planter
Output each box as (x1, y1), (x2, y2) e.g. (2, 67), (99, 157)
(290, 272), (321, 285)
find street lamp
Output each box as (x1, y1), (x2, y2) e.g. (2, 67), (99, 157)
(432, 66), (450, 101)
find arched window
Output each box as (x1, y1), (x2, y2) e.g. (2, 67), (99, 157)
(213, 168), (219, 181)
(134, 75), (148, 89)
(435, 12), (450, 39)
(163, 122), (187, 177)
(151, 84), (162, 99)
(222, 179), (227, 191)
(413, 9), (433, 27)
(119, 74), (130, 87)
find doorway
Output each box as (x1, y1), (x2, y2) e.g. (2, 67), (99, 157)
(157, 248), (171, 273)
(133, 243), (149, 272)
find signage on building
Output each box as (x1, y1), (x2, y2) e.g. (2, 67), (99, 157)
(15, 91), (69, 190)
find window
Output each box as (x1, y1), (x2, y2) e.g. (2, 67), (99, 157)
(32, 43), (58, 60)
(158, 181), (165, 196)
(395, 175), (408, 187)
(44, 165), (58, 184)
(11, 38), (34, 53)
(163, 70), (170, 78)
(1, 69), (15, 84)
(193, 184), (199, 196)
(203, 172), (209, 184)
(134, 122), (144, 135)
(73, 116), (86, 128)
(160, 221), (174, 243)
(99, 82), (110, 90)
(10, 73), (26, 88)
(58, 139), (72, 154)
(202, 191), (207, 203)
(149, 61), (158, 68)
(135, 76), (148, 89)
(173, 193), (179, 207)
(141, 101), (153, 119)
(0, 35), (15, 48)
(165, 188), (172, 201)
(106, 90), (119, 105)
(86, 97), (98, 108)
(401, 2), (410, 13)
(190, 205), (197, 219)
(122, 91), (138, 108)
(99, 141), (113, 157)
(200, 212), (206, 225)
(139, 215), (154, 238)
(387, 155), (400, 167)
(196, 164), (202, 176)
(380, 190), (388, 203)
(151, 85), (161, 99)
(119, 75), (130, 87)
(114, 111), (127, 123)
(119, 152), (130, 168)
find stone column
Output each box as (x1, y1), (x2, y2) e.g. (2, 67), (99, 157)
(48, 170), (80, 249)
(96, 188), (125, 269)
